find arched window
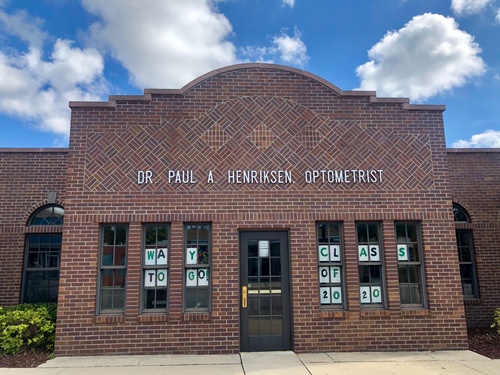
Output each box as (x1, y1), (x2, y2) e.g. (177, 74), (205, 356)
(452, 203), (478, 298)
(28, 205), (64, 226)
(453, 203), (470, 223)
(22, 205), (64, 303)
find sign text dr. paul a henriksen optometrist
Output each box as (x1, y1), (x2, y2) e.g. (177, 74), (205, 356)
(136, 169), (384, 185)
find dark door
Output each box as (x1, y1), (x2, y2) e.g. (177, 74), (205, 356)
(240, 231), (292, 351)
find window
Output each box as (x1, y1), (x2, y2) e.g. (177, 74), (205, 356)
(22, 204), (63, 303)
(453, 203), (470, 223)
(184, 223), (211, 312)
(357, 222), (385, 307)
(317, 222), (345, 309)
(99, 224), (128, 313)
(28, 205), (64, 226)
(453, 203), (479, 298)
(456, 229), (478, 298)
(142, 224), (170, 312)
(396, 222), (425, 307)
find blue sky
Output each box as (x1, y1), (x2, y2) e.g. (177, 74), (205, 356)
(0, 0), (499, 148)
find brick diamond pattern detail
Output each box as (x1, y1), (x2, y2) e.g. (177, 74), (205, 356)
(202, 123), (230, 151)
(83, 96), (434, 192)
(249, 124), (275, 149)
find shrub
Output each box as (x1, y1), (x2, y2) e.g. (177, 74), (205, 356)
(492, 308), (500, 335)
(0, 303), (56, 354)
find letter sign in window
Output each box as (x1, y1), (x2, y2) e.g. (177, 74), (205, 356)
(397, 244), (408, 261)
(186, 268), (209, 286)
(318, 245), (329, 262)
(186, 247), (198, 265)
(358, 245), (379, 261)
(360, 286), (382, 304)
(320, 286), (342, 305)
(330, 245), (341, 261)
(358, 245), (369, 261)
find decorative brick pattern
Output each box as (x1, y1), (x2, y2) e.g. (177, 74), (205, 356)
(82, 95), (434, 193)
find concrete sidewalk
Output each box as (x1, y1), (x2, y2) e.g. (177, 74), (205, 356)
(1, 350), (499, 375)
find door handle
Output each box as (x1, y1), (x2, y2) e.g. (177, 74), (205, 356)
(242, 286), (247, 308)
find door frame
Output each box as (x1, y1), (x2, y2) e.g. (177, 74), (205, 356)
(239, 230), (293, 352)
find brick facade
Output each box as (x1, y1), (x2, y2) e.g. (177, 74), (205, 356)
(0, 149), (67, 306)
(0, 63), (497, 355)
(448, 149), (500, 328)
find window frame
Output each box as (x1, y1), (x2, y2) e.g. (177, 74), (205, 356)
(356, 222), (386, 308)
(21, 204), (64, 304)
(28, 204), (64, 226)
(97, 223), (128, 314)
(141, 223), (170, 313)
(316, 222), (346, 310)
(456, 228), (479, 299)
(395, 221), (427, 308)
(183, 222), (212, 313)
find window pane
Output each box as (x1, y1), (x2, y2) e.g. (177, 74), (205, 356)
(410, 285), (421, 304)
(398, 266), (409, 283)
(145, 225), (156, 246)
(368, 224), (378, 242)
(102, 246), (114, 266)
(460, 247), (472, 262)
(103, 226), (115, 245)
(408, 243), (420, 262)
(114, 246), (126, 266)
(116, 226), (126, 245)
(408, 265), (420, 283)
(357, 223), (367, 242)
(157, 225), (168, 244)
(399, 285), (410, 305)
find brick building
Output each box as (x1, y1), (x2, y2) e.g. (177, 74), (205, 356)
(0, 64), (498, 355)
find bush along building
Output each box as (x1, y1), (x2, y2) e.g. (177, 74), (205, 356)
(0, 64), (498, 355)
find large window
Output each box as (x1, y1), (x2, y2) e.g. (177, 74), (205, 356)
(22, 204), (63, 303)
(99, 224), (128, 313)
(357, 222), (385, 307)
(317, 222), (345, 309)
(456, 229), (478, 298)
(142, 224), (170, 312)
(184, 223), (211, 312)
(396, 222), (425, 307)
(453, 203), (479, 298)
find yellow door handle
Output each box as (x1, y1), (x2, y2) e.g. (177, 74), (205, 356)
(242, 286), (247, 308)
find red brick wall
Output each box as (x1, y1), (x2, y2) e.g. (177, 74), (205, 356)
(448, 149), (500, 328)
(55, 63), (468, 355)
(0, 149), (67, 306)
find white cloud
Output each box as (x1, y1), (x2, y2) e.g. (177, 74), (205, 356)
(0, 8), (47, 48)
(356, 13), (485, 102)
(272, 28), (308, 67)
(451, 0), (493, 16)
(496, 8), (500, 22)
(83, 0), (238, 89)
(282, 0), (295, 8)
(240, 27), (309, 68)
(452, 129), (500, 148)
(0, 39), (107, 137)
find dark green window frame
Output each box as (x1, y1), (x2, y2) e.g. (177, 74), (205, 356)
(356, 222), (386, 308)
(456, 229), (478, 298)
(395, 221), (426, 307)
(183, 223), (211, 312)
(22, 204), (64, 304)
(142, 223), (170, 313)
(98, 224), (128, 314)
(316, 222), (346, 310)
